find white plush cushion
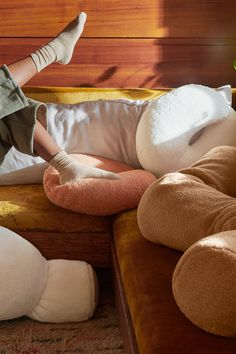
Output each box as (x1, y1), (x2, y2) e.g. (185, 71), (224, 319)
(0, 227), (47, 320)
(29, 260), (98, 323)
(0, 227), (98, 322)
(136, 84), (235, 177)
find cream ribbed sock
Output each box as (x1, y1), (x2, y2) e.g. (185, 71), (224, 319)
(31, 12), (87, 72)
(50, 151), (120, 184)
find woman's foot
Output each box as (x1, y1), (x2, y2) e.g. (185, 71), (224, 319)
(31, 12), (87, 72)
(49, 12), (87, 64)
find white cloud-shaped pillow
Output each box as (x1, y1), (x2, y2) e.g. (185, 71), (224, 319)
(136, 84), (236, 177)
(0, 227), (98, 323)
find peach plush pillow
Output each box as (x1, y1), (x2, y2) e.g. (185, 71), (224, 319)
(43, 154), (156, 216)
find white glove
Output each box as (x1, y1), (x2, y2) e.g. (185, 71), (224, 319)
(50, 150), (120, 185)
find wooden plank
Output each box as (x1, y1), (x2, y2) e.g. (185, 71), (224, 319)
(18, 231), (111, 268)
(0, 0), (235, 38)
(0, 38), (235, 88)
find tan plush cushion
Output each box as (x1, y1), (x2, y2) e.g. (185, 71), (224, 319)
(137, 146), (236, 252)
(173, 230), (236, 337)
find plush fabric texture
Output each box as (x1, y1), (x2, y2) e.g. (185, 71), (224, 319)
(29, 259), (98, 323)
(0, 227), (98, 323)
(0, 227), (47, 320)
(136, 84), (236, 177)
(43, 154), (156, 216)
(137, 145), (236, 337)
(137, 145), (236, 252)
(113, 210), (236, 354)
(173, 230), (236, 337)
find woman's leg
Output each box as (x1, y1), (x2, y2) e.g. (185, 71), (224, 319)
(5, 12), (87, 162)
(7, 57), (38, 87)
(33, 112), (61, 162)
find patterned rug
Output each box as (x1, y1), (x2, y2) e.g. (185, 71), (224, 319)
(0, 269), (124, 354)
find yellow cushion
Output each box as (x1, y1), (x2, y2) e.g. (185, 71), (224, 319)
(23, 86), (167, 104)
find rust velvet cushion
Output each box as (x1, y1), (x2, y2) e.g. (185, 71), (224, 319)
(43, 154), (156, 216)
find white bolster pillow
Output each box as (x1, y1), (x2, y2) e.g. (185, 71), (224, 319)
(0, 227), (98, 322)
(136, 84), (235, 177)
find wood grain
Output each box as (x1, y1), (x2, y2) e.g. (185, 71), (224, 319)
(1, 38), (235, 88)
(0, 1), (235, 87)
(0, 0), (235, 38)
(18, 231), (111, 268)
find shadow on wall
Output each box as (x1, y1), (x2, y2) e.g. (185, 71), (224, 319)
(152, 0), (236, 88)
(78, 0), (236, 89)
(80, 66), (119, 88)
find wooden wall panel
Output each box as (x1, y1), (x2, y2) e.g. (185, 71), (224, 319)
(0, 0), (235, 38)
(0, 0), (235, 88)
(0, 38), (235, 88)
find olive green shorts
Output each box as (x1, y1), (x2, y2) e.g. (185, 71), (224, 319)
(0, 64), (47, 165)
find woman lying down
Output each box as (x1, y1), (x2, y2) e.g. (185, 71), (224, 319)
(1, 12), (236, 185)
